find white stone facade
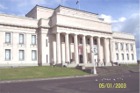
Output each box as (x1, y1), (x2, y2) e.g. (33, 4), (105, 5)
(0, 5), (137, 67)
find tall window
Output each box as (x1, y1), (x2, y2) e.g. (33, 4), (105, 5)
(32, 50), (37, 61)
(31, 35), (36, 45)
(116, 53), (119, 60)
(120, 43), (123, 50)
(71, 37), (74, 43)
(126, 44), (129, 51)
(94, 39), (97, 45)
(131, 44), (133, 51)
(19, 50), (24, 61)
(127, 54), (129, 60)
(5, 49), (11, 60)
(132, 54), (134, 60)
(19, 34), (24, 44)
(62, 36), (65, 42)
(46, 54), (48, 63)
(5, 32), (11, 43)
(79, 38), (82, 44)
(46, 39), (48, 47)
(115, 43), (118, 50)
(87, 38), (90, 44)
(122, 53), (124, 60)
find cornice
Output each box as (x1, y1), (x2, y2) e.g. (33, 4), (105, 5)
(0, 23), (37, 29)
(56, 25), (112, 34)
(113, 31), (134, 36)
(57, 13), (111, 25)
(55, 24), (112, 34)
(113, 37), (135, 41)
(0, 13), (37, 21)
(56, 5), (98, 16)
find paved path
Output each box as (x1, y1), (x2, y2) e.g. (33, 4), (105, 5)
(0, 72), (139, 93)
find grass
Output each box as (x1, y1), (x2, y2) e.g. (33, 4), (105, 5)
(119, 64), (139, 66)
(0, 66), (89, 81)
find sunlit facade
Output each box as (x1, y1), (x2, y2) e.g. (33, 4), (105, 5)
(0, 5), (137, 67)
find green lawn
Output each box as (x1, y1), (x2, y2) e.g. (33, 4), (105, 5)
(0, 66), (89, 81)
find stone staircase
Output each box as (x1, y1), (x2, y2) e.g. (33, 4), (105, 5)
(82, 65), (139, 74)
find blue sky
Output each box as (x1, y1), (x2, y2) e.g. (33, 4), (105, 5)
(0, 0), (140, 60)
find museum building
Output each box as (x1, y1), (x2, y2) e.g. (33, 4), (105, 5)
(0, 5), (137, 67)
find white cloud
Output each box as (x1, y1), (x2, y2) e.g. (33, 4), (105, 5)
(99, 14), (127, 23)
(118, 17), (126, 22)
(113, 13), (140, 60)
(99, 14), (112, 23)
(100, 13), (140, 60)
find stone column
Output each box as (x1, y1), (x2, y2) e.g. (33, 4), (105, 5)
(56, 33), (61, 64)
(109, 38), (113, 64)
(82, 35), (87, 64)
(65, 33), (70, 63)
(112, 40), (116, 62)
(74, 34), (79, 64)
(97, 37), (101, 65)
(104, 38), (109, 66)
(90, 36), (94, 64)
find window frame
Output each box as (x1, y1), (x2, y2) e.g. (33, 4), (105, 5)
(31, 35), (36, 45)
(115, 43), (118, 50)
(32, 50), (37, 61)
(19, 34), (24, 44)
(46, 39), (48, 47)
(127, 54), (129, 60)
(121, 53), (124, 60)
(131, 44), (133, 51)
(19, 50), (24, 61)
(116, 53), (119, 60)
(120, 43), (123, 50)
(126, 44), (129, 51)
(131, 54), (134, 60)
(5, 49), (11, 61)
(5, 32), (11, 44)
(87, 38), (90, 44)
(79, 38), (82, 44)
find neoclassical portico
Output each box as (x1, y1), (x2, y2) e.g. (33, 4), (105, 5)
(53, 29), (113, 67)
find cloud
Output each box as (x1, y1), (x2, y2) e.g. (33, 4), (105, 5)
(99, 14), (112, 23)
(99, 14), (126, 23)
(100, 13), (140, 60)
(120, 13), (139, 46)
(0, 4), (7, 10)
(120, 13), (140, 60)
(113, 17), (126, 23)
(118, 17), (126, 22)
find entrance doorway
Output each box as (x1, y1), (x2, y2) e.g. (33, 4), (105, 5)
(79, 55), (83, 63)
